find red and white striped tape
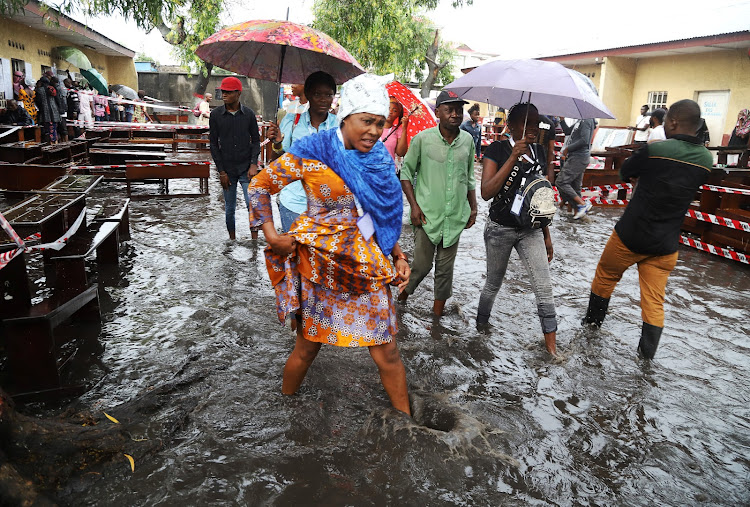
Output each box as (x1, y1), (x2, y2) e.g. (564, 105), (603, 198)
(701, 184), (750, 196)
(591, 197), (629, 205)
(70, 161), (211, 170)
(581, 183), (633, 193)
(679, 235), (748, 265)
(68, 120), (210, 130)
(0, 209), (86, 270)
(685, 209), (750, 232)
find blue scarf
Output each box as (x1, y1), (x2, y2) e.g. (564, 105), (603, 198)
(289, 128), (402, 256)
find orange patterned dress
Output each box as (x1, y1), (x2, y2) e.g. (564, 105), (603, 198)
(249, 153), (399, 347)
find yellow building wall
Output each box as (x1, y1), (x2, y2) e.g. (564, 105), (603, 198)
(598, 56), (637, 127)
(3, 17), (137, 88)
(629, 49), (750, 138)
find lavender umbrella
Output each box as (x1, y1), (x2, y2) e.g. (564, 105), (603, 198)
(445, 59), (615, 120)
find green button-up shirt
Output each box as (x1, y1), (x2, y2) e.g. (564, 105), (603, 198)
(400, 126), (476, 248)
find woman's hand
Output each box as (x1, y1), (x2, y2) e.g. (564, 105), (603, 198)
(394, 258), (410, 293)
(544, 235), (554, 263)
(511, 138), (528, 159)
(266, 122), (282, 143)
(268, 233), (296, 256)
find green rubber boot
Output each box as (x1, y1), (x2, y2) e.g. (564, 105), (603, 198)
(638, 322), (663, 359)
(581, 292), (610, 328)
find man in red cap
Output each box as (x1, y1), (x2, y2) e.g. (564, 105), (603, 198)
(209, 76), (262, 240)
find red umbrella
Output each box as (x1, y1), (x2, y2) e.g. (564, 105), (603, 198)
(196, 20), (364, 85)
(385, 80), (438, 143)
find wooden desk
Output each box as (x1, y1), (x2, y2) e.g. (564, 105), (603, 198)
(706, 146), (750, 166)
(1, 192), (87, 259)
(125, 162), (210, 198)
(0, 141), (44, 164)
(89, 147), (168, 164)
(42, 175), (103, 194)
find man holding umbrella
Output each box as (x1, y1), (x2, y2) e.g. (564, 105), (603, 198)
(209, 76), (261, 240)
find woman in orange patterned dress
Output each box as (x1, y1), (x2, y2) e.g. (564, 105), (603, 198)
(249, 74), (412, 415)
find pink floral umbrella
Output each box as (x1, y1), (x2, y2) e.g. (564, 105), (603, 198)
(385, 80), (437, 144)
(196, 20), (365, 85)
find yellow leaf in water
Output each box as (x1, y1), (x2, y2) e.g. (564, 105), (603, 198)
(104, 412), (120, 424)
(124, 454), (135, 472)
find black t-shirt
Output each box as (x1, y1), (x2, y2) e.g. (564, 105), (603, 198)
(484, 139), (547, 226)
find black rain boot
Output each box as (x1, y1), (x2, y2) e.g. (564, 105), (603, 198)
(581, 292), (610, 327)
(638, 322), (663, 359)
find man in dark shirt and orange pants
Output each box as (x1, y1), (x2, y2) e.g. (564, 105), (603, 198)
(209, 77), (261, 240)
(582, 100), (713, 359)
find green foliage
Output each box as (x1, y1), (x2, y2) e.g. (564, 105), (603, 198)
(135, 53), (158, 64)
(312, 0), (463, 88)
(163, 0), (223, 77)
(0, 0), (176, 30)
(2, 0), (222, 77)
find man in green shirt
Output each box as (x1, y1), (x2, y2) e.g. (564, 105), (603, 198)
(399, 90), (478, 316)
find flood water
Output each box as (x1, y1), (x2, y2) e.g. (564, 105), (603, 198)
(19, 166), (750, 505)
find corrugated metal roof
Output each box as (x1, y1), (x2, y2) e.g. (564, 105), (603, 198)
(538, 30), (750, 61)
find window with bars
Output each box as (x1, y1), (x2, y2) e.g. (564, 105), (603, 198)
(647, 91), (668, 111)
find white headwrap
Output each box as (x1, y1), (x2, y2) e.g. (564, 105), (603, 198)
(336, 73), (393, 126)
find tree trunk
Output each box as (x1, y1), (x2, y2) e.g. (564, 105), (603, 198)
(193, 63), (214, 99)
(421, 29), (448, 98)
(0, 358), (211, 504)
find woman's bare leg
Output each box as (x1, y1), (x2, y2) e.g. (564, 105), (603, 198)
(369, 340), (411, 415)
(282, 327), (321, 395)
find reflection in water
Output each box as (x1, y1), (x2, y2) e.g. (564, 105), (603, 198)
(20, 176), (750, 505)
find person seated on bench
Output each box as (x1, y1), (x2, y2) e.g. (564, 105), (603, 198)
(0, 99), (33, 126)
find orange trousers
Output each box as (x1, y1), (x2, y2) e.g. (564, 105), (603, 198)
(591, 230), (678, 327)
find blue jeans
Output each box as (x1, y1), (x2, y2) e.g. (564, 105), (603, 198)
(476, 221), (557, 333)
(223, 172), (250, 233)
(278, 201), (301, 233)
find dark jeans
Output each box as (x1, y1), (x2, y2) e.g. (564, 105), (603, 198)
(223, 172), (250, 233)
(476, 220), (557, 333)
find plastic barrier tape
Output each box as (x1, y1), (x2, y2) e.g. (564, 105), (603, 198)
(679, 235), (748, 265)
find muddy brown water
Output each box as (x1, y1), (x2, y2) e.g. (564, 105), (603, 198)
(15, 169), (750, 506)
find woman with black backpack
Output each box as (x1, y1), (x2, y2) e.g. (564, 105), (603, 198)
(476, 103), (559, 356)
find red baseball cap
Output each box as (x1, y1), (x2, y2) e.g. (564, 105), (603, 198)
(220, 77), (243, 92)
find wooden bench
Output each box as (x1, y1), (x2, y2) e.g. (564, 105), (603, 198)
(125, 162), (210, 199)
(0, 243), (100, 397)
